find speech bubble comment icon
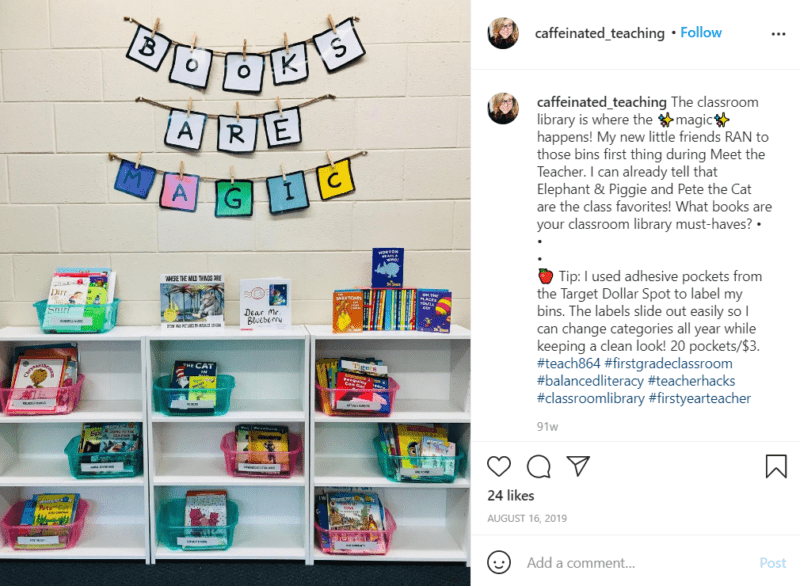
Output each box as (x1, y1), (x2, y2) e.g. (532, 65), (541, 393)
(527, 455), (551, 478)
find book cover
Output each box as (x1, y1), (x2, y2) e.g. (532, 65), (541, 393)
(339, 358), (388, 377)
(170, 361), (218, 389)
(240, 278), (291, 329)
(32, 494), (80, 526)
(184, 490), (228, 547)
(335, 371), (389, 390)
(372, 248), (404, 288)
(11, 357), (66, 389)
(326, 492), (386, 553)
(416, 289), (452, 334)
(160, 274), (225, 329)
(15, 344), (79, 387)
(332, 290), (363, 333)
(396, 424), (448, 469)
(43, 269), (114, 331)
(246, 424), (290, 472)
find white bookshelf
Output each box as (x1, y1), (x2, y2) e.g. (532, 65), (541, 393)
(146, 326), (310, 563)
(307, 325), (471, 565)
(0, 327), (150, 561)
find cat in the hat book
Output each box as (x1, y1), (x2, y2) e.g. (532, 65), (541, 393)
(168, 361), (218, 414)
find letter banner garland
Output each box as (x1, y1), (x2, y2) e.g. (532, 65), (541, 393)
(110, 151), (366, 216)
(125, 16), (365, 92)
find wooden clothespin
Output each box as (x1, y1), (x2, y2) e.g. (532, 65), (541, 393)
(281, 163), (287, 182)
(186, 97), (192, 116)
(328, 14), (337, 34)
(235, 102), (240, 122)
(135, 151), (142, 170)
(179, 161), (185, 180)
(230, 165), (235, 185)
(276, 96), (283, 116)
(151, 18), (161, 38)
(284, 32), (290, 53)
(242, 39), (247, 61)
(190, 33), (197, 51)
(326, 151), (336, 169)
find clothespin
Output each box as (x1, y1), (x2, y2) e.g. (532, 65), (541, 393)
(235, 101), (240, 122)
(179, 161), (185, 180)
(186, 97), (192, 116)
(230, 165), (235, 185)
(135, 151), (142, 170)
(284, 32), (290, 53)
(281, 163), (287, 182)
(328, 14), (337, 33)
(190, 33), (197, 51)
(243, 39), (247, 61)
(326, 151), (336, 169)
(276, 96), (283, 116)
(151, 17), (160, 38)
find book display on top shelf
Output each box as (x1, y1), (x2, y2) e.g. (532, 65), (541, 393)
(372, 248), (404, 289)
(160, 274), (225, 330)
(36, 268), (118, 334)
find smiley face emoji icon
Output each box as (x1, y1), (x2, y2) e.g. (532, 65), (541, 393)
(487, 550), (511, 574)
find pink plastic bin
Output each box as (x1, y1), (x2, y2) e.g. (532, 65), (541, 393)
(0, 375), (85, 416)
(315, 509), (397, 555)
(1, 500), (89, 550)
(220, 432), (303, 479)
(315, 377), (400, 417)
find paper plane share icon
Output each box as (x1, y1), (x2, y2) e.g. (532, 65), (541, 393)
(567, 456), (590, 477)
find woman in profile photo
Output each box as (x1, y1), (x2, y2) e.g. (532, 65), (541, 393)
(488, 18), (519, 49)
(488, 93), (519, 125)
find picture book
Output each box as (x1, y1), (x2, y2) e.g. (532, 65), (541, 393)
(20, 498), (37, 526)
(160, 274), (225, 329)
(332, 290), (363, 333)
(42, 268), (116, 331)
(339, 358), (388, 377)
(11, 357), (66, 389)
(395, 424), (448, 469)
(326, 492), (386, 553)
(421, 435), (457, 476)
(316, 493), (331, 549)
(335, 371), (389, 390)
(184, 490), (228, 547)
(372, 248), (404, 288)
(80, 422), (142, 453)
(246, 424), (290, 472)
(240, 278), (291, 330)
(170, 361), (217, 389)
(416, 289), (452, 334)
(13, 344), (78, 387)
(32, 494), (80, 526)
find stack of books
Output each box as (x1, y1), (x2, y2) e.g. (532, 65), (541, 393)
(77, 422), (142, 475)
(6, 343), (79, 414)
(16, 493), (82, 549)
(377, 423), (457, 480)
(315, 357), (391, 414)
(234, 424), (290, 474)
(316, 491), (388, 553)
(42, 267), (116, 331)
(333, 288), (452, 334)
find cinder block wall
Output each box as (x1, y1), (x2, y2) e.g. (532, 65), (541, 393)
(0, 0), (470, 327)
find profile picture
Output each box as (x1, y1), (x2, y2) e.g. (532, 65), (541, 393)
(488, 93), (519, 125)
(488, 18), (519, 49)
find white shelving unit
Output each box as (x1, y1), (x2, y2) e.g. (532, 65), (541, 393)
(0, 327), (150, 561)
(307, 325), (471, 565)
(146, 326), (309, 564)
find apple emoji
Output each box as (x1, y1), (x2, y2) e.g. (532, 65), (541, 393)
(539, 268), (553, 285)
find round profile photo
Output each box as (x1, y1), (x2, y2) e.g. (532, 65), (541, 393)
(488, 18), (519, 49)
(488, 93), (519, 125)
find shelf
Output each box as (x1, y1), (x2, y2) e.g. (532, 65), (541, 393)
(315, 399), (469, 423)
(0, 456), (144, 487)
(154, 455), (304, 487)
(314, 525), (467, 563)
(150, 326), (307, 341)
(0, 400), (144, 423)
(0, 523), (147, 559)
(151, 399), (304, 423)
(307, 324), (470, 340)
(155, 523), (305, 560)
(0, 326), (154, 342)
(314, 456), (469, 488)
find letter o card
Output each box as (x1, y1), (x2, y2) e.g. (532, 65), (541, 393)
(216, 180), (253, 217)
(114, 160), (156, 199)
(267, 172), (310, 214)
(313, 18), (366, 73)
(169, 45), (213, 89)
(270, 43), (309, 85)
(126, 25), (171, 71)
(217, 115), (258, 153)
(223, 53), (265, 94)
(263, 107), (302, 148)
(160, 173), (199, 212)
(317, 158), (355, 200)
(165, 109), (207, 151)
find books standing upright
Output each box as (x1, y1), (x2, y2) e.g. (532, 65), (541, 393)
(240, 278), (291, 329)
(332, 290), (363, 333)
(372, 248), (404, 289)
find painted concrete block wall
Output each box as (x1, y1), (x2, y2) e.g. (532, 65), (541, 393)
(0, 0), (470, 328)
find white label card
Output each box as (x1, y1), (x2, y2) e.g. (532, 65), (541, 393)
(164, 110), (208, 151)
(11, 399), (57, 410)
(313, 19), (366, 72)
(177, 537), (224, 547)
(223, 53), (265, 93)
(238, 463), (281, 472)
(400, 467), (445, 477)
(126, 25), (171, 71)
(337, 400), (380, 411)
(169, 45), (213, 89)
(81, 462), (124, 472)
(18, 536), (61, 545)
(217, 115), (258, 153)
(270, 43), (309, 85)
(263, 107), (302, 148)
(333, 540), (378, 551)
(170, 399), (215, 410)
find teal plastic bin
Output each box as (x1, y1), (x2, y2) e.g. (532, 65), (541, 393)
(373, 437), (466, 483)
(153, 375), (235, 416)
(34, 299), (120, 334)
(64, 435), (143, 479)
(158, 499), (239, 551)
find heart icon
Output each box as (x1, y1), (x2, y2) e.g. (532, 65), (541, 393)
(487, 456), (511, 477)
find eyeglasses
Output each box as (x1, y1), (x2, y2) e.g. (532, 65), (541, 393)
(500, 23), (513, 30)
(501, 99), (513, 105)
